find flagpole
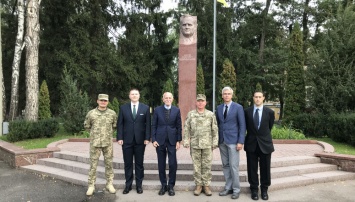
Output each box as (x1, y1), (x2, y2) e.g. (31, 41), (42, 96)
(212, 0), (217, 112)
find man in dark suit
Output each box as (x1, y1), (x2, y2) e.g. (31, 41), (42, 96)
(216, 86), (246, 200)
(152, 92), (182, 196)
(244, 91), (275, 201)
(117, 88), (151, 194)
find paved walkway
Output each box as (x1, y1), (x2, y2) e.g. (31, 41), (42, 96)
(58, 141), (325, 161)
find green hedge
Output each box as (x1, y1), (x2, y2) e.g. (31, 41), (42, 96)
(7, 118), (59, 142)
(284, 113), (355, 146)
(283, 113), (327, 138)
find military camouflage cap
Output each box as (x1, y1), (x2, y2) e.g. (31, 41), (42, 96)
(196, 94), (206, 101)
(98, 94), (109, 101)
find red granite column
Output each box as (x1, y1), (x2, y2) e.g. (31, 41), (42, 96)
(178, 15), (197, 128)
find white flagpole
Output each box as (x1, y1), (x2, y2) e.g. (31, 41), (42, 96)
(212, 0), (217, 112)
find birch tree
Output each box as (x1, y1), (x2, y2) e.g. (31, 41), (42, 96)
(24, 0), (40, 121)
(9, 0), (25, 121)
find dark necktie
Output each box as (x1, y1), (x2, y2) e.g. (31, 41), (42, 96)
(254, 108), (259, 129)
(133, 105), (136, 118)
(165, 108), (170, 121)
(224, 105), (228, 119)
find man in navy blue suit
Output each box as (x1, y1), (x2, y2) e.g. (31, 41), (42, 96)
(216, 86), (246, 200)
(117, 88), (151, 194)
(244, 91), (275, 201)
(152, 92), (182, 196)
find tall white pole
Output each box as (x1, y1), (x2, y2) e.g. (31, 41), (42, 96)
(0, 2), (3, 136)
(212, 0), (217, 112)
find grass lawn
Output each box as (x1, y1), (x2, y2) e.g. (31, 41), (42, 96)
(0, 125), (86, 150)
(312, 137), (355, 155)
(12, 134), (86, 150)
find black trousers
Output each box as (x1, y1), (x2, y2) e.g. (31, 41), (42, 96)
(122, 140), (146, 188)
(156, 139), (177, 187)
(246, 143), (271, 192)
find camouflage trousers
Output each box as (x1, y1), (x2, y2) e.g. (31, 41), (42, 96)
(88, 142), (114, 187)
(190, 147), (213, 186)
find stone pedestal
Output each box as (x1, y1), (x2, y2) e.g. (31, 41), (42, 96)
(178, 44), (197, 126)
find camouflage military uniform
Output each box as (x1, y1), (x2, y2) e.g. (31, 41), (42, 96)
(183, 109), (218, 186)
(84, 107), (117, 187)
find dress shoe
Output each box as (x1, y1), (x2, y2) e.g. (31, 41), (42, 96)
(261, 191), (269, 200)
(203, 186), (212, 196)
(86, 186), (95, 196)
(193, 185), (202, 196)
(168, 186), (175, 196)
(219, 189), (233, 196)
(158, 185), (168, 195)
(122, 187), (132, 194)
(106, 184), (116, 194)
(251, 191), (259, 200)
(231, 192), (240, 199)
(137, 187), (143, 194)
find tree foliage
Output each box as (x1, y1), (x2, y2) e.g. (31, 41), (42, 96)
(219, 58), (237, 102)
(59, 68), (90, 134)
(308, 4), (355, 114)
(108, 97), (120, 114)
(284, 22), (306, 119)
(196, 63), (205, 95)
(38, 80), (51, 120)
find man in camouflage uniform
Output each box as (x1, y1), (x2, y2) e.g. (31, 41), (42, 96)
(183, 94), (218, 196)
(84, 94), (117, 196)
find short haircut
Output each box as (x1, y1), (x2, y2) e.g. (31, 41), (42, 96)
(221, 86), (234, 95)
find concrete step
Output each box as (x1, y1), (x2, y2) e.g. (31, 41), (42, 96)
(53, 151), (321, 171)
(36, 157), (240, 182)
(269, 171), (355, 191)
(20, 164), (355, 193)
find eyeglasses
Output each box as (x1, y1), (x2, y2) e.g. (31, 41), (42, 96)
(99, 100), (108, 102)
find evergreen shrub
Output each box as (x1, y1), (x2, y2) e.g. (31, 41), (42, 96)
(6, 118), (59, 142)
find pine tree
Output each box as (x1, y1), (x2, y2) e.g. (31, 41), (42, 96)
(38, 80), (51, 120)
(162, 78), (176, 106)
(219, 58), (237, 102)
(256, 82), (263, 92)
(108, 97), (120, 114)
(284, 22), (306, 119)
(196, 63), (205, 95)
(59, 68), (90, 134)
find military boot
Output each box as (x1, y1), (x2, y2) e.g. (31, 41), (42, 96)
(106, 184), (116, 194)
(204, 186), (212, 196)
(86, 186), (95, 196)
(194, 185), (202, 196)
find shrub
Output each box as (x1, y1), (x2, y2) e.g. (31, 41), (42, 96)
(326, 113), (355, 146)
(7, 118), (59, 142)
(283, 113), (327, 138)
(272, 125), (306, 139)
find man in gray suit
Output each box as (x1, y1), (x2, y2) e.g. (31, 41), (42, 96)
(216, 86), (246, 199)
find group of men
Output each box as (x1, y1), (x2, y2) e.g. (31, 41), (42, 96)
(84, 87), (274, 201)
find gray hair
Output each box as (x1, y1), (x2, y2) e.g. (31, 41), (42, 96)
(221, 86), (234, 95)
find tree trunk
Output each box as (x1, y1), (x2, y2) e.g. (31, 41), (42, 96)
(258, 0), (272, 64)
(302, 0), (310, 57)
(9, 0), (25, 121)
(24, 0), (40, 121)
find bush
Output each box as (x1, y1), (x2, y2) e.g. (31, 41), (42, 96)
(272, 125), (306, 139)
(283, 113), (327, 138)
(326, 113), (355, 146)
(7, 118), (59, 142)
(285, 113), (355, 146)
